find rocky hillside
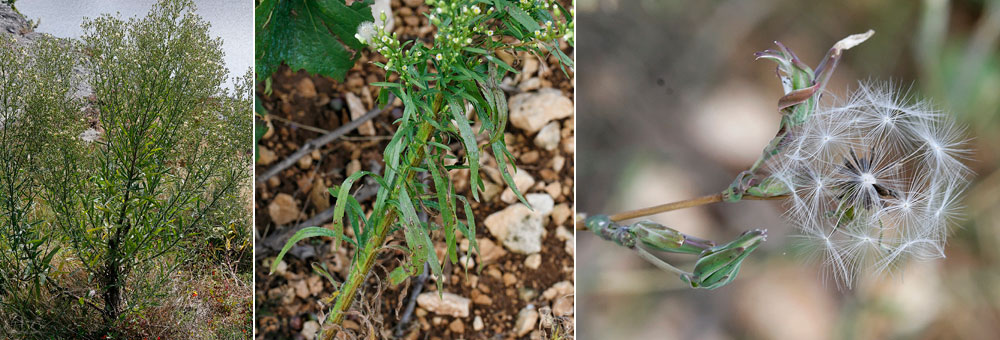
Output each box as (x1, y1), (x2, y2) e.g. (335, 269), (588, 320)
(1, 3), (91, 99)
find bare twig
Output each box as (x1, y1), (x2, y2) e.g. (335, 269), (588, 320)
(256, 93), (395, 184)
(255, 185), (379, 260)
(269, 114), (334, 134)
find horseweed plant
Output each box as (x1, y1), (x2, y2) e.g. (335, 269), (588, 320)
(0, 0), (251, 330)
(270, 0), (573, 337)
(0, 36), (83, 333)
(584, 30), (971, 289)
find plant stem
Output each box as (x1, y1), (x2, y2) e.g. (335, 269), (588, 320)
(609, 193), (788, 222)
(633, 246), (688, 277)
(322, 94), (444, 339)
(578, 192), (790, 230)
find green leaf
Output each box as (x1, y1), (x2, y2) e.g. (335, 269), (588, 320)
(449, 97), (483, 202)
(255, 0), (373, 81)
(397, 185), (443, 290)
(389, 265), (410, 285)
(492, 141), (528, 206)
(271, 227), (338, 274)
(455, 195), (479, 270)
(312, 262), (338, 286)
(426, 152), (457, 264)
(499, 0), (541, 32)
(476, 62), (508, 143)
(486, 55), (518, 74)
(329, 170), (372, 251)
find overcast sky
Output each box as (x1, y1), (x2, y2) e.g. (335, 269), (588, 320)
(18, 0), (253, 88)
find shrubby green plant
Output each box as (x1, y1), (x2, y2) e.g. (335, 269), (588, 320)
(43, 0), (250, 326)
(0, 35), (85, 336)
(262, 0), (573, 337)
(0, 0), (251, 336)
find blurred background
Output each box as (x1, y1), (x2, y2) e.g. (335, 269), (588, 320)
(576, 0), (1000, 339)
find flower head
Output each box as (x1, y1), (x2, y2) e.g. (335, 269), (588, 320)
(767, 82), (971, 287)
(355, 21), (377, 45)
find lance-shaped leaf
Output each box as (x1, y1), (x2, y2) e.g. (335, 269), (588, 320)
(328, 170), (372, 251)
(396, 184), (443, 291)
(449, 97), (482, 202)
(492, 141), (529, 206)
(271, 227), (339, 274)
(426, 151), (458, 264)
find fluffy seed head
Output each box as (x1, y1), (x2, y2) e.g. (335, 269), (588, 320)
(355, 22), (377, 45)
(768, 82), (971, 288)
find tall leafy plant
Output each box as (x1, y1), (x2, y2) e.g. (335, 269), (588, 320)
(264, 0), (574, 337)
(0, 36), (83, 332)
(42, 0), (251, 327)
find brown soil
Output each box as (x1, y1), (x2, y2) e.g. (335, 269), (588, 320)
(254, 1), (574, 339)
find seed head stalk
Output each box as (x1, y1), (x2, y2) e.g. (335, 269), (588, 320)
(576, 192), (789, 230)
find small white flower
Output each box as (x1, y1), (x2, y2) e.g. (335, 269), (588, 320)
(466, 38), (473, 44)
(487, 30), (494, 36)
(355, 21), (377, 45)
(435, 53), (443, 61)
(472, 7), (482, 15)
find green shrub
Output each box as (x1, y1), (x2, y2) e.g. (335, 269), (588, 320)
(0, 35), (87, 337)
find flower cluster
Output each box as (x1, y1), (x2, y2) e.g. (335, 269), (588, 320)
(766, 82), (971, 287)
(354, 0), (573, 85)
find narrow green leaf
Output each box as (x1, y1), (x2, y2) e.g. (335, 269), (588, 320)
(371, 81), (402, 88)
(501, 0), (541, 32)
(492, 141), (528, 205)
(389, 265), (410, 285)
(330, 170), (371, 251)
(426, 152), (457, 264)
(449, 97), (482, 202)
(312, 262), (338, 285)
(271, 227), (338, 274)
(397, 185), (443, 290)
(486, 55), (518, 74)
(455, 195), (479, 270)
(476, 62), (508, 143)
